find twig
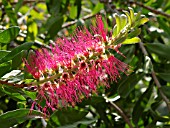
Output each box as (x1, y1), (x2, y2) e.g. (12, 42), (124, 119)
(61, 14), (95, 29)
(139, 42), (170, 111)
(108, 100), (133, 128)
(128, 1), (170, 18)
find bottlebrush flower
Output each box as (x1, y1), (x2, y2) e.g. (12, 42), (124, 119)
(25, 15), (129, 113)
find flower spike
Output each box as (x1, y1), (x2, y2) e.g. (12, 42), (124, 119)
(25, 15), (130, 113)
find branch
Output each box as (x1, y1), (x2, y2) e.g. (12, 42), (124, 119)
(139, 42), (170, 111)
(128, 1), (170, 19)
(108, 100), (134, 128)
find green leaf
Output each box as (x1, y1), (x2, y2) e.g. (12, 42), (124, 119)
(115, 14), (121, 35)
(135, 11), (141, 21)
(27, 19), (38, 41)
(44, 16), (64, 39)
(58, 119), (96, 128)
(0, 109), (45, 128)
(0, 62), (11, 77)
(75, 0), (82, 18)
(123, 10), (132, 26)
(157, 18), (170, 35)
(46, 0), (61, 15)
(0, 42), (34, 64)
(122, 37), (141, 44)
(69, 5), (77, 19)
(79, 96), (106, 107)
(128, 7), (135, 23)
(132, 84), (153, 125)
(92, 2), (104, 14)
(145, 43), (170, 60)
(14, 0), (24, 13)
(0, 50), (10, 60)
(114, 36), (127, 45)
(0, 85), (25, 101)
(47, 108), (88, 128)
(118, 72), (145, 98)
(120, 14), (127, 29)
(157, 73), (170, 82)
(12, 50), (27, 69)
(135, 17), (149, 27)
(128, 28), (141, 38)
(2, 0), (17, 25)
(0, 27), (20, 44)
(150, 109), (170, 122)
(161, 86), (170, 99)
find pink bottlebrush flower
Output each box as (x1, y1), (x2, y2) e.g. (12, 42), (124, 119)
(24, 15), (130, 113)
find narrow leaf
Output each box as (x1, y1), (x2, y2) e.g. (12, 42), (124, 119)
(139, 17), (149, 25)
(114, 14), (121, 34)
(0, 50), (10, 59)
(0, 62), (11, 77)
(0, 27), (20, 44)
(145, 43), (170, 60)
(92, 2), (104, 14)
(47, 108), (88, 127)
(2, 0), (17, 25)
(128, 7), (135, 23)
(128, 28), (141, 38)
(0, 109), (44, 128)
(118, 72), (145, 98)
(123, 11), (132, 26)
(0, 42), (33, 64)
(161, 86), (170, 99)
(122, 37), (141, 44)
(135, 11), (141, 21)
(132, 84), (153, 125)
(157, 73), (170, 82)
(120, 14), (127, 30)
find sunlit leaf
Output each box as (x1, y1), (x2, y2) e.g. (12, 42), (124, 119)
(69, 5), (77, 19)
(27, 19), (38, 41)
(92, 2), (104, 14)
(123, 10), (132, 26)
(128, 7), (135, 23)
(120, 14), (127, 29)
(122, 37), (141, 44)
(0, 84), (25, 101)
(138, 17), (149, 25)
(115, 14), (121, 34)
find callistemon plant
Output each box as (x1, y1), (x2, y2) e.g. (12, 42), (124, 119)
(24, 8), (148, 113)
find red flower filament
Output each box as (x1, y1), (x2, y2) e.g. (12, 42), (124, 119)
(25, 15), (130, 112)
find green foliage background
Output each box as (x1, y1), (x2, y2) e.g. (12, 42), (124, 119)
(0, 0), (170, 127)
